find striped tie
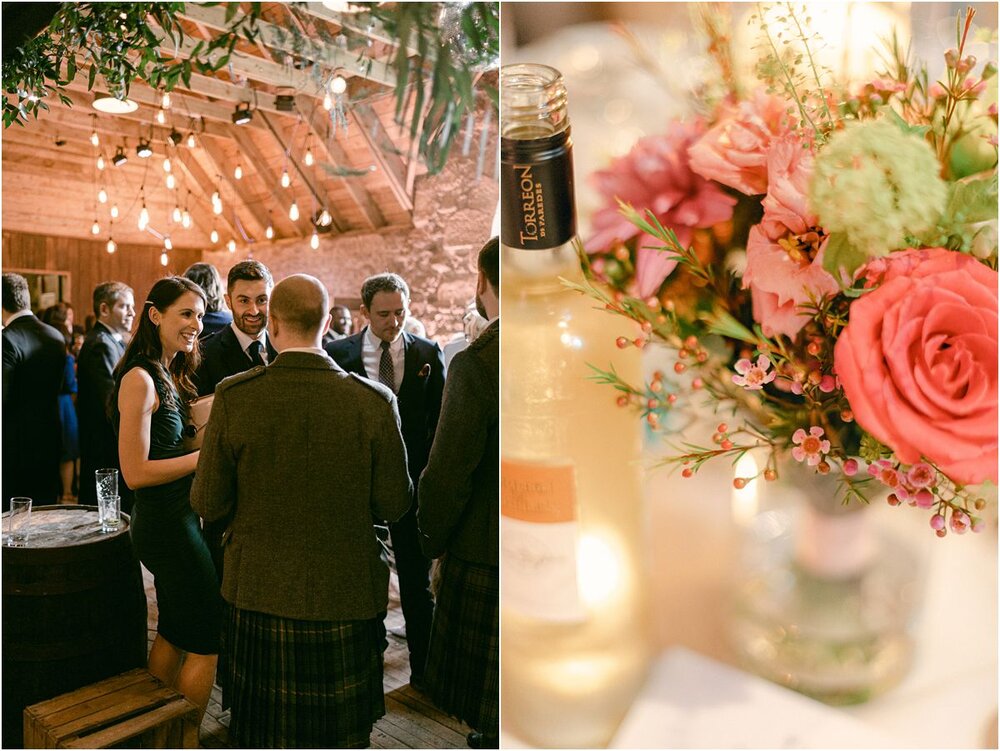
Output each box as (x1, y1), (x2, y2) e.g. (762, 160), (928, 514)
(378, 340), (394, 392)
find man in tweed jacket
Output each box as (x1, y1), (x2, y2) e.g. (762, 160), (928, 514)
(191, 274), (411, 749)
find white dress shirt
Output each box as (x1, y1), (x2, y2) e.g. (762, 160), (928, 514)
(229, 323), (269, 365)
(362, 326), (404, 393)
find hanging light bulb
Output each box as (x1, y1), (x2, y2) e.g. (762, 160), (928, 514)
(182, 210), (192, 229)
(319, 208), (332, 226)
(281, 168), (290, 188)
(211, 190), (220, 204)
(213, 200), (223, 215)
(138, 203), (149, 230)
(323, 92), (333, 110)
(91, 219), (100, 235)
(187, 132), (196, 148)
(304, 147), (314, 166)
(98, 188), (108, 204)
(330, 75), (347, 95)
(161, 91), (171, 109)
(110, 204), (119, 219)
(90, 128), (100, 147)
(289, 200), (299, 221)
(172, 205), (182, 223)
(156, 108), (166, 125)
(210, 228), (219, 244)
(266, 222), (274, 240)
(310, 230), (319, 250)
(227, 239), (236, 253)
(166, 173), (176, 190)
(160, 251), (169, 267)
(106, 237), (117, 254)
(163, 157), (171, 173)
(96, 154), (105, 170)
(234, 163), (243, 180)
(164, 236), (173, 251)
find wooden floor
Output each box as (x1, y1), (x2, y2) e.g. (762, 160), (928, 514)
(142, 567), (470, 749)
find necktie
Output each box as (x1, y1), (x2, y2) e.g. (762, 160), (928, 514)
(247, 340), (265, 367)
(378, 340), (395, 392)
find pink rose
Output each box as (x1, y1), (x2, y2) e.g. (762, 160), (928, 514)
(743, 138), (839, 338)
(688, 90), (790, 195)
(587, 121), (736, 297)
(835, 248), (998, 486)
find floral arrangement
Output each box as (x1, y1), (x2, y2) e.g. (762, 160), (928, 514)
(576, 4), (998, 536)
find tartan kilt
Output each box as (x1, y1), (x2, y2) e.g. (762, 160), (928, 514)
(424, 555), (499, 735)
(225, 605), (386, 749)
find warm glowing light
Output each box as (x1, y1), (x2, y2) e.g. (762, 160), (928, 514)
(210, 229), (219, 244)
(161, 91), (171, 109)
(289, 201), (299, 221)
(160, 251), (169, 266)
(172, 206), (182, 223)
(330, 75), (347, 95)
(164, 236), (173, 250)
(319, 208), (332, 226)
(96, 155), (105, 170)
(265, 223), (274, 240)
(165, 173), (176, 190)
(182, 211), (192, 229)
(213, 201), (223, 215)
(187, 132), (196, 148)
(138, 205), (149, 230)
(281, 169), (290, 188)
(156, 108), (166, 125)
(304, 148), (314, 166)
(732, 453), (760, 526)
(90, 131), (99, 147)
(110, 204), (119, 219)
(234, 164), (243, 180)
(323, 92), (333, 110)
(577, 533), (623, 607)
(106, 238), (116, 254)
(227, 239), (236, 252)
(310, 231), (319, 250)
(91, 220), (100, 235)
(211, 190), (220, 204)
(163, 157), (171, 173)
(98, 188), (108, 203)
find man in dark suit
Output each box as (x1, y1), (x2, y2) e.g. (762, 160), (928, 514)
(195, 260), (276, 397)
(2, 273), (66, 510)
(418, 238), (499, 748)
(325, 272), (445, 690)
(191, 274), (411, 749)
(76, 280), (135, 508)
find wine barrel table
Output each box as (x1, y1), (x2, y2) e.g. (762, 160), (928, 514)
(2, 506), (147, 749)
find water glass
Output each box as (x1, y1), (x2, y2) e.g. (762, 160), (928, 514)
(5, 498), (31, 546)
(95, 468), (118, 502)
(99, 495), (121, 533)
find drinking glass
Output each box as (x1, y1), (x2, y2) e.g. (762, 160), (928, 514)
(99, 495), (121, 533)
(95, 468), (118, 503)
(5, 498), (32, 546)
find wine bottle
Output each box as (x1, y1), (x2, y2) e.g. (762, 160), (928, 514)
(500, 63), (650, 748)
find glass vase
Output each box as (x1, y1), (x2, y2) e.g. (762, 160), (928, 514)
(728, 461), (923, 705)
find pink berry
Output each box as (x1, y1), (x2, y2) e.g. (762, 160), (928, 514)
(914, 489), (934, 509)
(616, 337), (629, 349)
(930, 514), (946, 531)
(843, 459), (858, 476)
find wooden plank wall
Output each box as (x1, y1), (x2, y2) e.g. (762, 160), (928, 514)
(2, 230), (202, 318)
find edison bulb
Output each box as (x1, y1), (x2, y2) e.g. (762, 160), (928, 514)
(91, 220), (100, 235)
(98, 188), (108, 203)
(90, 131), (100, 147)
(266, 224), (274, 240)
(172, 206), (182, 223)
(164, 236), (173, 250)
(310, 231), (319, 250)
(319, 208), (331, 226)
(234, 164), (243, 180)
(106, 238), (116, 254)
(163, 157), (172, 173)
(210, 229), (219, 244)
(138, 205), (149, 230)
(96, 155), (105, 170)
(227, 239), (236, 253)
(304, 148), (314, 166)
(289, 201), (299, 221)
(182, 211), (192, 229)
(162, 91), (171, 109)
(160, 251), (169, 266)
(213, 201), (222, 215)
(281, 169), (290, 188)
(110, 204), (119, 219)
(323, 92), (333, 111)
(166, 173), (176, 189)
(187, 133), (196, 148)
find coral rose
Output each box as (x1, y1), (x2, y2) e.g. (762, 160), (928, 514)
(688, 89), (789, 195)
(586, 121), (736, 298)
(834, 248), (998, 486)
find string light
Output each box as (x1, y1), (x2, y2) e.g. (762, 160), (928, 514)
(323, 92), (333, 110)
(91, 219), (100, 235)
(304, 147), (314, 166)
(166, 173), (176, 190)
(160, 251), (169, 266)
(265, 213), (274, 240)
(163, 157), (172, 173)
(318, 208), (331, 226)
(164, 236), (173, 250)
(90, 117), (100, 146)
(227, 239), (237, 252)
(138, 202), (149, 231)
(234, 163), (243, 180)
(96, 155), (105, 170)
(210, 228), (219, 244)
(98, 188), (108, 204)
(310, 230), (319, 250)
(172, 205), (182, 223)
(110, 204), (119, 219)
(330, 75), (347, 94)
(106, 237), (116, 254)
(289, 200), (299, 221)
(161, 91), (171, 109)
(187, 132), (196, 148)
(156, 108), (166, 125)
(213, 200), (223, 215)
(182, 210), (192, 229)
(281, 168), (290, 188)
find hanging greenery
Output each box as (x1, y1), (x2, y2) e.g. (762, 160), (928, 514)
(1, 2), (498, 174)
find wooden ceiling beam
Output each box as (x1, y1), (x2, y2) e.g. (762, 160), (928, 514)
(351, 102), (413, 213)
(187, 133), (269, 241)
(294, 5), (424, 60)
(226, 125), (304, 238)
(296, 96), (385, 230)
(171, 148), (243, 240)
(258, 110), (346, 234)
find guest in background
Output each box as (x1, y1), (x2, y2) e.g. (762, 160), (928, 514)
(195, 260), (276, 397)
(112, 276), (220, 725)
(183, 262), (233, 339)
(77, 281), (135, 509)
(418, 237), (499, 748)
(2, 273), (65, 510)
(70, 325), (85, 359)
(43, 304), (80, 503)
(192, 274), (411, 749)
(321, 303), (353, 346)
(326, 272), (446, 692)
(443, 299), (489, 369)
(84, 313), (96, 333)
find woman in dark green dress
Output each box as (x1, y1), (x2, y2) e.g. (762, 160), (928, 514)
(112, 276), (221, 724)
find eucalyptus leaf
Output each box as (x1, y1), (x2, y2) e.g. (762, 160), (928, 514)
(945, 172), (999, 224)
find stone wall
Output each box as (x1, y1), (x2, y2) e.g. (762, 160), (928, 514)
(203, 153), (497, 345)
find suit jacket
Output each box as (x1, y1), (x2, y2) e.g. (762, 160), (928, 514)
(325, 330), (445, 489)
(195, 325), (278, 396)
(199, 310), (233, 340)
(76, 323), (128, 505)
(2, 314), (66, 507)
(190, 351), (412, 621)
(417, 320), (498, 566)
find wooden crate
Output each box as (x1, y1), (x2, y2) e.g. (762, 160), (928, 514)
(23, 669), (199, 749)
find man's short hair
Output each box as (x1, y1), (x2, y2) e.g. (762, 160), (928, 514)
(227, 260), (273, 292)
(92, 281), (133, 318)
(478, 236), (499, 290)
(2, 273), (30, 313)
(361, 273), (409, 309)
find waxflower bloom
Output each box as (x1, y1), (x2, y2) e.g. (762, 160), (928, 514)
(868, 459), (901, 488)
(907, 463), (936, 488)
(810, 120), (947, 259)
(732, 354), (776, 390)
(792, 426), (831, 466)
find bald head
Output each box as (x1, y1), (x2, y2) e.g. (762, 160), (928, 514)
(269, 275), (330, 348)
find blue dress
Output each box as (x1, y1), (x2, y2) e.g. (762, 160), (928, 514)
(59, 354), (79, 461)
(124, 359), (222, 655)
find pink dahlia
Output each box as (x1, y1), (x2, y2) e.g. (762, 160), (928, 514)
(586, 121), (737, 298)
(743, 138), (839, 338)
(688, 89), (790, 195)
